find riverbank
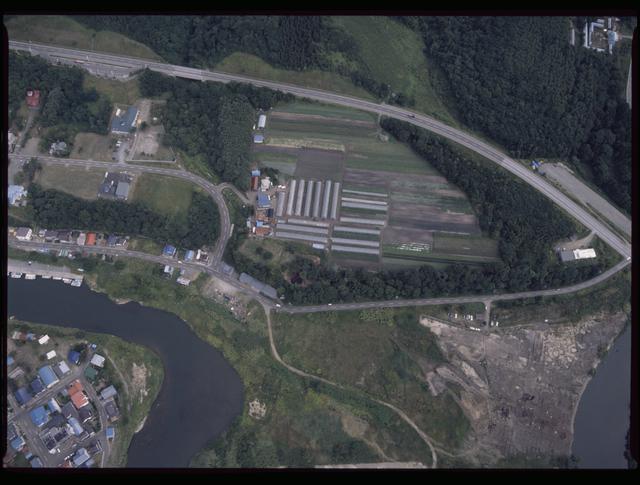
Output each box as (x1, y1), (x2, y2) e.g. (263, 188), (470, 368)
(7, 319), (163, 467)
(9, 248), (442, 467)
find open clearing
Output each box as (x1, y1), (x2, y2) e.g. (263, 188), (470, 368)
(131, 173), (196, 218)
(34, 164), (105, 200)
(331, 16), (458, 126)
(216, 53), (376, 101)
(70, 132), (114, 162)
(6, 15), (162, 60)
(83, 76), (141, 106)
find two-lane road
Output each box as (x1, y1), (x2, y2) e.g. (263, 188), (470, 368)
(8, 40), (631, 261)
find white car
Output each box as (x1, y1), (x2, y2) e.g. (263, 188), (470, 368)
(328, 303), (332, 306)
(275, 304), (281, 308)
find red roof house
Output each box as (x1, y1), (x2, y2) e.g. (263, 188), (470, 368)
(26, 90), (41, 108)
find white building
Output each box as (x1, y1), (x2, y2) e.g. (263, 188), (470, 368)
(15, 227), (33, 241)
(46, 350), (57, 360)
(90, 354), (106, 368)
(258, 114), (267, 129)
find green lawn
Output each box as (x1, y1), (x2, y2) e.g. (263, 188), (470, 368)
(83, 76), (141, 106)
(331, 16), (458, 126)
(432, 234), (500, 259)
(131, 173), (197, 219)
(5, 15), (162, 60)
(8, 320), (163, 467)
(35, 164), (105, 200)
(215, 52), (376, 101)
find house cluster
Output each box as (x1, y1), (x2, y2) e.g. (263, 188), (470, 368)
(10, 225), (130, 249)
(98, 172), (133, 201)
(253, 112), (267, 144)
(582, 17), (620, 54)
(8, 334), (121, 468)
(162, 244), (208, 286)
(248, 169), (280, 237)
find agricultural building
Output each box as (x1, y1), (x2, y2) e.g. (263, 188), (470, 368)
(258, 114), (267, 129)
(111, 106), (140, 134)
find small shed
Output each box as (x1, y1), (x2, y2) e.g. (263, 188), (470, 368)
(46, 350), (57, 360)
(38, 335), (50, 345)
(253, 134), (264, 144)
(57, 360), (71, 375)
(258, 114), (267, 129)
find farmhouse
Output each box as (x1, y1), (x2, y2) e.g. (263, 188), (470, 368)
(98, 172), (133, 200)
(559, 248), (597, 262)
(15, 227), (33, 241)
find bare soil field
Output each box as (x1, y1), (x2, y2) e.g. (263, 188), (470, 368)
(418, 312), (627, 465)
(294, 148), (345, 181)
(382, 227), (435, 245)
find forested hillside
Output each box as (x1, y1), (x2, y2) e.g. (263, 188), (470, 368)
(400, 16), (632, 213)
(138, 70), (293, 190)
(9, 52), (112, 136)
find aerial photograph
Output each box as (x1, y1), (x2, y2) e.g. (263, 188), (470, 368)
(3, 12), (636, 471)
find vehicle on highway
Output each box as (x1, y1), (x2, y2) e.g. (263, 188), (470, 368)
(328, 303), (332, 306)
(407, 114), (416, 118)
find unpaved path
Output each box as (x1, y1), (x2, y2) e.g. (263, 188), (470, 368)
(263, 304), (439, 468)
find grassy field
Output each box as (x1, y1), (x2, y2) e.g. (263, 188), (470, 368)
(24, 251), (436, 466)
(216, 52), (376, 101)
(179, 151), (220, 184)
(238, 238), (320, 270)
(35, 164), (105, 199)
(131, 173), (197, 219)
(8, 320), (163, 467)
(127, 237), (164, 256)
(432, 234), (500, 259)
(83, 76), (141, 106)
(5, 15), (161, 60)
(273, 307), (471, 451)
(274, 101), (376, 122)
(70, 133), (115, 162)
(251, 151), (297, 176)
(331, 16), (458, 126)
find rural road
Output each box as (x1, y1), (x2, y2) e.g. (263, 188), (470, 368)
(9, 40), (632, 261)
(9, 240), (630, 315)
(8, 154), (233, 269)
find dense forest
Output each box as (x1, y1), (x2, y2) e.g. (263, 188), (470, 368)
(235, 121), (615, 305)
(9, 52), (112, 142)
(138, 70), (293, 190)
(28, 185), (219, 249)
(73, 16), (395, 103)
(399, 16), (632, 213)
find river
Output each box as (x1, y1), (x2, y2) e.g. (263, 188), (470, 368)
(571, 323), (632, 468)
(7, 277), (244, 467)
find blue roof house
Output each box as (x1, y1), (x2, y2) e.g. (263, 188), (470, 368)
(30, 406), (50, 427)
(7, 355), (15, 366)
(14, 387), (33, 406)
(68, 350), (81, 365)
(257, 193), (271, 208)
(38, 365), (60, 388)
(163, 245), (177, 257)
(30, 378), (45, 395)
(30, 457), (44, 468)
(10, 435), (26, 452)
(185, 250), (195, 262)
(106, 426), (115, 440)
(251, 169), (261, 177)
(253, 134), (264, 144)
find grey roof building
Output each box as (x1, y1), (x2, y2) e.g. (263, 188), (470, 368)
(115, 182), (130, 200)
(100, 385), (118, 400)
(239, 272), (278, 299)
(111, 106), (139, 134)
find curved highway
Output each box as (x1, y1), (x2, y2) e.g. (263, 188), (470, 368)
(9, 40), (631, 260)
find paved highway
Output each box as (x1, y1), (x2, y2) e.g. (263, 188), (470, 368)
(9, 40), (631, 260)
(9, 240), (630, 315)
(8, 154), (232, 268)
